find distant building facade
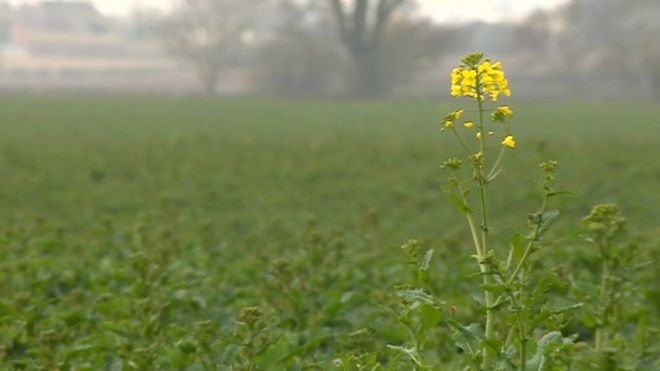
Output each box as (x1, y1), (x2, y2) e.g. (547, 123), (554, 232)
(0, 1), (203, 94)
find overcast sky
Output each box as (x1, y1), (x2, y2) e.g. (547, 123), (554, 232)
(8, 0), (570, 23)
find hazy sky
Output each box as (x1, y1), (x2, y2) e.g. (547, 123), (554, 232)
(9, 0), (570, 23)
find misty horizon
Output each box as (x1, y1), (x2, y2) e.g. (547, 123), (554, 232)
(0, 0), (658, 101)
(5, 0), (570, 25)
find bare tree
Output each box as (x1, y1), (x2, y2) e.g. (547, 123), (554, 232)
(513, 10), (550, 54)
(255, 1), (347, 97)
(621, 0), (660, 100)
(327, 0), (410, 97)
(160, 0), (264, 95)
(553, 0), (660, 100)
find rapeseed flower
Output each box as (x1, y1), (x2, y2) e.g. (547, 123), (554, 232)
(497, 106), (513, 116)
(491, 105), (514, 122)
(450, 54), (511, 102)
(502, 135), (516, 149)
(464, 121), (474, 129)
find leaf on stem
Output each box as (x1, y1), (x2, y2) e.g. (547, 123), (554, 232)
(442, 185), (473, 214)
(506, 233), (524, 271)
(387, 345), (424, 367)
(395, 288), (436, 306)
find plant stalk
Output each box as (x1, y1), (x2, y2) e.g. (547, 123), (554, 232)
(507, 193), (549, 286)
(595, 259), (610, 352)
(476, 82), (496, 369)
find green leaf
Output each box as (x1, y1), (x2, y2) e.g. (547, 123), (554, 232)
(547, 190), (575, 197)
(481, 283), (507, 295)
(396, 289), (436, 306)
(448, 320), (484, 341)
(420, 249), (433, 272)
(256, 335), (295, 367)
(531, 276), (558, 305)
(482, 338), (503, 353)
(442, 186), (473, 214)
(387, 345), (423, 367)
(526, 331), (574, 371)
(539, 209), (560, 235)
(506, 233), (524, 271)
(420, 304), (442, 331)
(528, 298), (583, 330)
(544, 298), (583, 314)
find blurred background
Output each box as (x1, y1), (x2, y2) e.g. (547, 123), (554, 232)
(0, 0), (658, 100)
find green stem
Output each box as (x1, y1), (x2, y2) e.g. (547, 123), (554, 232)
(489, 183), (552, 313)
(595, 259), (610, 352)
(519, 333), (527, 371)
(451, 127), (473, 157)
(507, 193), (549, 286)
(476, 80), (496, 369)
(516, 304), (527, 371)
(503, 289), (527, 370)
(457, 183), (482, 257)
(486, 146), (506, 180)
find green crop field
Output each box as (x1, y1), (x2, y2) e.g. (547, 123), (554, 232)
(0, 97), (658, 369)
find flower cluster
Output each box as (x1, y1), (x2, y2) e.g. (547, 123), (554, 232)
(442, 109), (464, 129)
(443, 53), (516, 150)
(492, 105), (514, 122)
(450, 58), (511, 102)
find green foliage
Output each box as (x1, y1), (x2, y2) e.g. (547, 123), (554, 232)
(0, 97), (657, 369)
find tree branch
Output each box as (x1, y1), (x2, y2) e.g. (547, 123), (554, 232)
(353, 0), (368, 49)
(373, 0), (405, 47)
(329, 0), (348, 43)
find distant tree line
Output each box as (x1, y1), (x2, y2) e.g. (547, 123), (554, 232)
(157, 0), (660, 100)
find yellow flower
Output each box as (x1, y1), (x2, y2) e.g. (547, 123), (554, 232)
(478, 61), (492, 74)
(462, 86), (477, 97)
(497, 106), (513, 116)
(490, 70), (505, 81)
(476, 132), (482, 140)
(502, 135), (516, 149)
(464, 121), (474, 129)
(488, 131), (495, 136)
(449, 56), (511, 101)
(454, 109), (464, 119)
(462, 69), (477, 79)
(462, 70), (477, 87)
(451, 68), (462, 85)
(444, 120), (454, 128)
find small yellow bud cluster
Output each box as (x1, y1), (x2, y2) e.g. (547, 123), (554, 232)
(492, 105), (513, 122)
(442, 109), (464, 129)
(441, 157), (463, 170)
(450, 59), (511, 102)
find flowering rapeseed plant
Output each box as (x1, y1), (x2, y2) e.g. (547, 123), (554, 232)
(438, 53), (572, 369)
(389, 52), (655, 371)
